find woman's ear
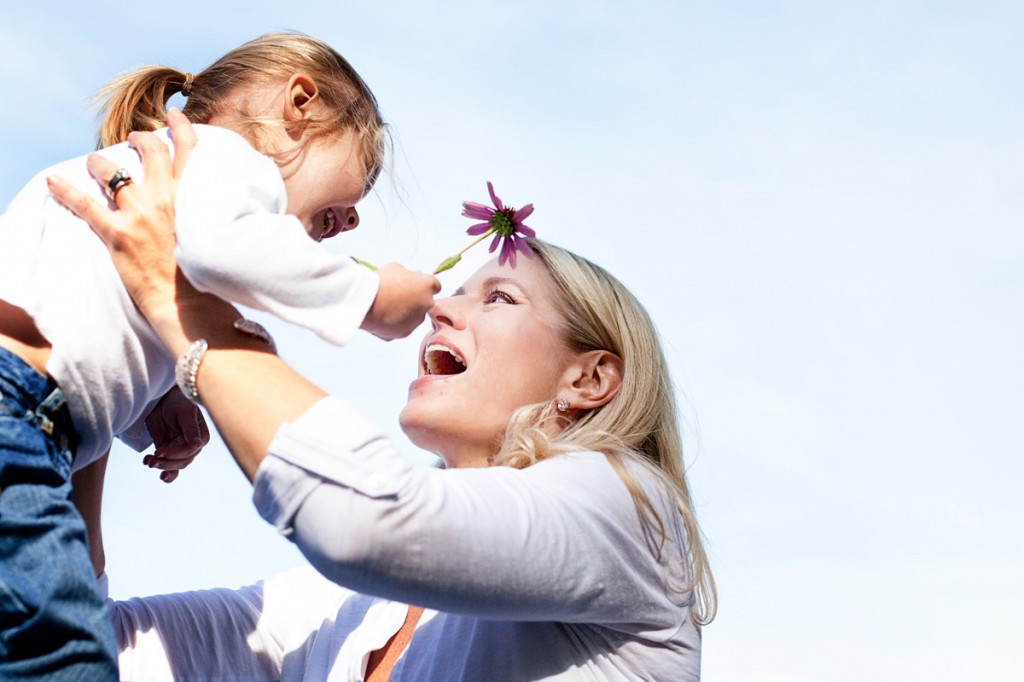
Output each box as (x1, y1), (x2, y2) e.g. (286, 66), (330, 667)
(562, 350), (624, 411)
(283, 73), (319, 122)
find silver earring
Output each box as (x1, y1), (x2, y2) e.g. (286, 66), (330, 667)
(556, 398), (570, 412)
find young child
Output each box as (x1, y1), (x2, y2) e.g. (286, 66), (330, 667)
(0, 32), (438, 680)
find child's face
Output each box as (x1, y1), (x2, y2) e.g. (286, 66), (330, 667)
(282, 131), (367, 242)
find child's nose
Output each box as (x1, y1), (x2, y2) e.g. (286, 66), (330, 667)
(340, 207), (359, 232)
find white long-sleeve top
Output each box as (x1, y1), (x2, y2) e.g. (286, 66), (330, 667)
(0, 126), (379, 469)
(111, 396), (702, 680)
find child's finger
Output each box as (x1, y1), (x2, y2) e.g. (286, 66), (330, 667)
(151, 441), (201, 462)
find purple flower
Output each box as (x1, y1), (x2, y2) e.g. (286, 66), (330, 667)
(462, 182), (536, 267)
(434, 182), (538, 273)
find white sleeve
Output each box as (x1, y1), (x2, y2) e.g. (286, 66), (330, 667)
(115, 408), (154, 452)
(110, 565), (347, 681)
(252, 396), (689, 638)
(171, 127), (379, 346)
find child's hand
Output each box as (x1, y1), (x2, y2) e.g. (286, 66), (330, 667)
(361, 263), (441, 340)
(144, 388), (211, 482)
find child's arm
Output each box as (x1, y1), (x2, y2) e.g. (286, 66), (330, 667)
(157, 123), (381, 346)
(360, 262), (441, 340)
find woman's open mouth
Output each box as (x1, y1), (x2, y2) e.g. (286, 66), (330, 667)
(423, 343), (467, 376)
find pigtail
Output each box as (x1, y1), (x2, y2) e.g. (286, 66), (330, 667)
(95, 66), (193, 148)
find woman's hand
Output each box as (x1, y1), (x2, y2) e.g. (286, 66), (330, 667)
(46, 108), (197, 324)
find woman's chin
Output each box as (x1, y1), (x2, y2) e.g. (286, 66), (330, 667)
(398, 405), (442, 452)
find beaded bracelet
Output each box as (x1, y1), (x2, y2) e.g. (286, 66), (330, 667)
(175, 339), (209, 403)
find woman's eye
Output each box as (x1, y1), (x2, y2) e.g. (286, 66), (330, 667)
(484, 289), (516, 304)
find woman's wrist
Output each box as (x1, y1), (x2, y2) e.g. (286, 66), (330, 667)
(139, 272), (242, 357)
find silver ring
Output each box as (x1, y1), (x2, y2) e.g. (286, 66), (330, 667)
(106, 168), (133, 199)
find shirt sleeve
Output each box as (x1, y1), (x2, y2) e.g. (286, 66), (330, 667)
(171, 126), (379, 346)
(252, 396), (690, 638)
(115, 408), (154, 452)
(110, 565), (350, 681)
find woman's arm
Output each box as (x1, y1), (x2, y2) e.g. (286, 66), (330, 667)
(111, 565), (346, 680)
(255, 397), (687, 633)
(47, 112), (326, 481)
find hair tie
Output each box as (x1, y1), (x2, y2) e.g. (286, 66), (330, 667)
(181, 72), (195, 97)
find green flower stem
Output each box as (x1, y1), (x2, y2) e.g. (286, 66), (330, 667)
(434, 227), (496, 274)
(352, 257), (377, 271)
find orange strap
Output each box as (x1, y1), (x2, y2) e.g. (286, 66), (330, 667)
(364, 605), (425, 682)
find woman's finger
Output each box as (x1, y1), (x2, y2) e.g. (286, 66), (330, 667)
(84, 153), (151, 214)
(82, 153), (134, 202)
(166, 109), (197, 181)
(128, 130), (173, 191)
(45, 175), (119, 247)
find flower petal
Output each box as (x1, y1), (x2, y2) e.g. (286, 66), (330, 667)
(466, 222), (492, 236)
(496, 240), (508, 266)
(512, 204), (534, 223)
(486, 181), (503, 210)
(516, 237), (532, 257)
(462, 202), (494, 220)
(488, 233), (502, 253)
(517, 223), (536, 238)
(502, 238), (517, 267)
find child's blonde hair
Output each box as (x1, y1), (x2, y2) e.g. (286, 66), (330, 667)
(96, 32), (387, 193)
(494, 239), (717, 626)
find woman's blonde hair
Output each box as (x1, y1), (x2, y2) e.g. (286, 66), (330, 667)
(95, 32), (387, 193)
(494, 239), (717, 625)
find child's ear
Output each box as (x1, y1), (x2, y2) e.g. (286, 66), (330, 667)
(283, 73), (319, 121)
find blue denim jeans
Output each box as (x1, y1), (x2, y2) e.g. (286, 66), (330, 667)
(0, 347), (117, 680)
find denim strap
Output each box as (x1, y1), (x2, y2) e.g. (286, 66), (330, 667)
(30, 387), (67, 437)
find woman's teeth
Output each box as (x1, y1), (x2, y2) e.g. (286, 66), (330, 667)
(424, 344), (467, 375)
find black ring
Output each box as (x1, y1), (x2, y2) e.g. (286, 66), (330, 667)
(107, 168), (133, 198)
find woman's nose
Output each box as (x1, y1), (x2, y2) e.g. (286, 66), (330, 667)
(340, 207), (359, 232)
(428, 297), (460, 330)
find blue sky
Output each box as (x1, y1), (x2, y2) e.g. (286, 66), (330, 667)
(2, 2), (1022, 679)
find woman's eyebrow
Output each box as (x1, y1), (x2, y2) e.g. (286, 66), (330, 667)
(451, 277), (523, 298)
(480, 276), (520, 291)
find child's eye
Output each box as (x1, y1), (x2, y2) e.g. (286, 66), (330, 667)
(484, 289), (516, 305)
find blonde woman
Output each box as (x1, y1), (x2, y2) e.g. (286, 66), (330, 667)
(52, 117), (716, 681)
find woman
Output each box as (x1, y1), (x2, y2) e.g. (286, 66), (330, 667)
(50, 117), (716, 681)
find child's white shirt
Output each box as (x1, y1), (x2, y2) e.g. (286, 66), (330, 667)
(0, 125), (379, 470)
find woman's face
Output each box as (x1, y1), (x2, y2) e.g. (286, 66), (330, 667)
(399, 254), (575, 468)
